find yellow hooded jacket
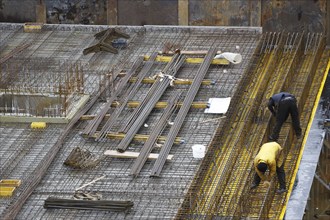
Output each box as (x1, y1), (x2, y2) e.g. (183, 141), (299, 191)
(254, 142), (284, 181)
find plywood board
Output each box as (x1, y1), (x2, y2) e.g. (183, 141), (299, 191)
(104, 150), (173, 160)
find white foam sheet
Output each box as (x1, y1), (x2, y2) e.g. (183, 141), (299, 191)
(204, 97), (231, 114)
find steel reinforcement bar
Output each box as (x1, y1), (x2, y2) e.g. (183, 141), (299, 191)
(150, 47), (217, 177)
(176, 32), (328, 219)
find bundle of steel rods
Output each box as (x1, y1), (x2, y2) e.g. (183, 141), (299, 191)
(150, 47), (217, 177)
(130, 91), (181, 176)
(82, 56), (144, 137)
(120, 54), (185, 133)
(44, 197), (134, 211)
(116, 54), (186, 153)
(96, 52), (158, 141)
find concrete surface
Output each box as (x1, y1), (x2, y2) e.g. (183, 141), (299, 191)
(285, 105), (325, 220)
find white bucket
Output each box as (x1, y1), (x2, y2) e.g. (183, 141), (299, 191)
(192, 145), (206, 159)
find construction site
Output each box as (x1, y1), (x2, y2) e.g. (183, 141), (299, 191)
(0, 0), (329, 219)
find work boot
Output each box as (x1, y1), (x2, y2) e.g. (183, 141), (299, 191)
(276, 188), (287, 194)
(250, 183), (258, 190)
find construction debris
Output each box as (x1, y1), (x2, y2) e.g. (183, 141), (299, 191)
(63, 147), (103, 169)
(214, 52), (242, 64)
(73, 191), (102, 201)
(75, 175), (106, 191)
(83, 28), (130, 55)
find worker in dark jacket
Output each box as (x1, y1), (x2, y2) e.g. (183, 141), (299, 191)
(268, 92), (302, 141)
(250, 142), (287, 194)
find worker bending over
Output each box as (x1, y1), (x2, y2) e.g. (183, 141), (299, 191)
(250, 142), (287, 194)
(268, 92), (302, 141)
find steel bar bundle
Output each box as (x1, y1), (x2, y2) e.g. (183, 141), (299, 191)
(44, 197), (134, 211)
(130, 91), (181, 176)
(96, 52), (158, 141)
(82, 56), (144, 137)
(116, 54), (186, 152)
(119, 53), (183, 133)
(150, 47), (217, 177)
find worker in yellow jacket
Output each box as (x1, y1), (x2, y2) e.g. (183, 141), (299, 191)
(250, 142), (287, 194)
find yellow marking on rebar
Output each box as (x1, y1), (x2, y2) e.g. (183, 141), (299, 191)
(143, 55), (230, 65)
(279, 57), (330, 219)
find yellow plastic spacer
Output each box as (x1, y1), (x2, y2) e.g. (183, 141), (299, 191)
(0, 179), (21, 187)
(0, 187), (16, 197)
(31, 122), (47, 129)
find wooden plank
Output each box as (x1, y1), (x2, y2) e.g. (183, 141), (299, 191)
(104, 150), (173, 160)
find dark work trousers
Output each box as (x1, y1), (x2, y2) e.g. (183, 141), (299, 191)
(271, 98), (302, 140)
(253, 164), (286, 189)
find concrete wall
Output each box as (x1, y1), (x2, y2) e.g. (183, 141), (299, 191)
(0, 0), (36, 22)
(261, 0), (327, 33)
(0, 0), (328, 36)
(45, 0), (107, 25)
(189, 0), (260, 26)
(118, 0), (178, 26)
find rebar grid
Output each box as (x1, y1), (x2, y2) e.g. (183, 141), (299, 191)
(0, 24), (264, 219)
(176, 32), (328, 219)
